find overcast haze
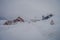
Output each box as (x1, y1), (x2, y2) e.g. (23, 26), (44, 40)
(0, 0), (60, 19)
(0, 0), (60, 40)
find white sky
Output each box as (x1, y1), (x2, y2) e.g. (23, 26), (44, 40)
(0, 0), (60, 19)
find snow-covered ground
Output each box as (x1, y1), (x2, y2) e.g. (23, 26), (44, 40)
(0, 0), (60, 40)
(0, 15), (59, 40)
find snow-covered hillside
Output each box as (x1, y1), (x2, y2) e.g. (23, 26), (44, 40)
(0, 21), (56, 40)
(0, 0), (60, 40)
(0, 14), (59, 40)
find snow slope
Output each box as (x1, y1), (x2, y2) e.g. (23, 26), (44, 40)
(0, 15), (59, 40)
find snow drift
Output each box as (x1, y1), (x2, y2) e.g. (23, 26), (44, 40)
(0, 21), (57, 40)
(0, 15), (58, 40)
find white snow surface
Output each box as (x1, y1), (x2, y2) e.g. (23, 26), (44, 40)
(0, 16), (59, 40)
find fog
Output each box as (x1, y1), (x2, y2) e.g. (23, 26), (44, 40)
(0, 0), (60, 19)
(0, 0), (60, 40)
